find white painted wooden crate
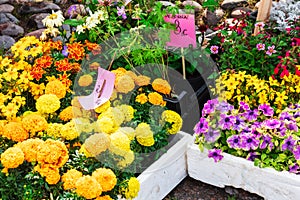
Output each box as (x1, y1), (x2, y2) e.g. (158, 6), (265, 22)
(187, 143), (300, 200)
(135, 131), (193, 200)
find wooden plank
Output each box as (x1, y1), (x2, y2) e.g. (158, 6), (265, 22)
(187, 144), (300, 200)
(254, 0), (272, 35)
(136, 131), (193, 200)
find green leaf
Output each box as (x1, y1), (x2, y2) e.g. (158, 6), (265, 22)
(63, 19), (84, 26)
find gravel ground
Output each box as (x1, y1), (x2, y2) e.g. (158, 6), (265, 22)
(163, 176), (264, 200)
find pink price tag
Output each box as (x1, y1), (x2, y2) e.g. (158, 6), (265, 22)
(78, 68), (115, 110)
(164, 13), (197, 48)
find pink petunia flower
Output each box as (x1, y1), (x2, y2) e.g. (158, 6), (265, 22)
(210, 45), (219, 54)
(256, 43), (265, 51)
(255, 22), (265, 28)
(266, 45), (276, 56)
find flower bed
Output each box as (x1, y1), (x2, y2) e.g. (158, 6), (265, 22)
(187, 144), (300, 200)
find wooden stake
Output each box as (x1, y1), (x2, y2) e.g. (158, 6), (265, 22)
(254, 0), (272, 36)
(181, 47), (186, 79)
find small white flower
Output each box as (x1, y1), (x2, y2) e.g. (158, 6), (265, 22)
(76, 24), (87, 34)
(42, 10), (65, 28)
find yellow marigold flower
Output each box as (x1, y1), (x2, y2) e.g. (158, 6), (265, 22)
(135, 93), (148, 104)
(95, 195), (113, 200)
(152, 78), (171, 94)
(118, 150), (135, 168)
(1, 103), (19, 119)
(16, 138), (44, 162)
(100, 107), (125, 126)
(96, 116), (117, 134)
(45, 80), (66, 99)
(62, 169), (83, 190)
(3, 122), (29, 142)
(79, 144), (93, 157)
(60, 120), (80, 140)
(59, 106), (74, 121)
(78, 74), (93, 87)
(84, 133), (111, 156)
(135, 123), (154, 146)
(30, 82), (45, 100)
(125, 70), (138, 80)
(115, 75), (135, 93)
(109, 89), (118, 101)
(117, 105), (134, 122)
(111, 67), (127, 80)
(92, 168), (117, 192)
(1, 147), (24, 169)
(75, 175), (102, 199)
(148, 92), (166, 106)
(36, 94), (60, 114)
(46, 123), (63, 138)
(73, 117), (93, 133)
(134, 75), (151, 86)
(34, 164), (61, 185)
(118, 127), (135, 140)
(36, 139), (69, 168)
(123, 177), (140, 199)
(3, 67), (18, 82)
(110, 131), (131, 152)
(22, 114), (48, 134)
(95, 101), (111, 114)
(161, 110), (183, 134)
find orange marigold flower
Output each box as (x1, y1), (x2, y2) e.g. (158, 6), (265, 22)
(67, 42), (85, 61)
(75, 175), (102, 199)
(3, 122), (29, 142)
(22, 114), (48, 134)
(85, 40), (101, 55)
(125, 71), (137, 81)
(36, 139), (69, 168)
(30, 66), (45, 81)
(62, 169), (83, 190)
(58, 72), (72, 91)
(55, 58), (72, 72)
(59, 106), (74, 121)
(1, 147), (24, 169)
(134, 75), (151, 86)
(95, 195), (113, 200)
(35, 55), (52, 68)
(34, 164), (61, 185)
(148, 92), (166, 106)
(92, 168), (117, 192)
(135, 93), (148, 104)
(111, 67), (127, 80)
(152, 78), (171, 94)
(45, 79), (67, 99)
(16, 138), (44, 162)
(78, 74), (93, 87)
(89, 62), (100, 70)
(71, 62), (81, 73)
(115, 75), (135, 93)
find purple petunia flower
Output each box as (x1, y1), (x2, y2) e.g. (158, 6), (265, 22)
(260, 134), (274, 150)
(281, 136), (296, 151)
(293, 145), (300, 160)
(258, 104), (274, 116)
(286, 121), (298, 132)
(210, 45), (219, 54)
(279, 111), (293, 121)
(227, 135), (241, 149)
(251, 128), (261, 139)
(240, 134), (260, 151)
(219, 114), (235, 130)
(263, 119), (281, 129)
(204, 128), (221, 143)
(243, 109), (259, 121)
(256, 43), (265, 51)
(241, 126), (251, 135)
(117, 6), (127, 19)
(216, 101), (234, 113)
(294, 112), (300, 119)
(62, 45), (69, 57)
(232, 115), (246, 131)
(289, 163), (299, 174)
(266, 45), (276, 56)
(246, 152), (260, 161)
(194, 117), (209, 135)
(208, 149), (224, 162)
(202, 98), (218, 116)
(239, 101), (250, 112)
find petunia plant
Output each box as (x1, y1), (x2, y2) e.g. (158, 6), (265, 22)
(194, 98), (300, 174)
